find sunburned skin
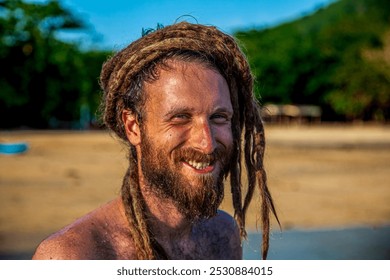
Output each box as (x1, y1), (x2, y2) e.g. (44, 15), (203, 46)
(32, 61), (242, 260)
(137, 60), (233, 188)
(32, 197), (241, 260)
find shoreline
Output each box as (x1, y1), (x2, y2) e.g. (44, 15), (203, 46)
(1, 125), (389, 258)
(2, 225), (389, 260)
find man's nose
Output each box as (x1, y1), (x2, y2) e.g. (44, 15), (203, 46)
(190, 120), (216, 154)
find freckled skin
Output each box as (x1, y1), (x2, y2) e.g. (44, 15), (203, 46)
(32, 61), (242, 260)
(168, 212), (242, 259)
(32, 199), (241, 260)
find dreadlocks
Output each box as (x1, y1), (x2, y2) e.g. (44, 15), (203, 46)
(99, 21), (279, 260)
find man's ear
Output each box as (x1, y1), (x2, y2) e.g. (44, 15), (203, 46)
(122, 110), (141, 146)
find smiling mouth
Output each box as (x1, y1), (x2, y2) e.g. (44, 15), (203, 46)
(187, 160), (210, 170)
(183, 160), (215, 172)
(176, 148), (219, 173)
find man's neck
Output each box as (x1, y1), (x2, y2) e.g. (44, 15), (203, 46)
(140, 184), (194, 240)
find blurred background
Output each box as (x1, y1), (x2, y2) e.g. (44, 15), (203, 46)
(0, 0), (389, 260)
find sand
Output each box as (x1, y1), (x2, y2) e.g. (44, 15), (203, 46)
(1, 124), (389, 257)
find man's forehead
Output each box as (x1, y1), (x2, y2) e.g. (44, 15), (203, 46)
(142, 60), (232, 112)
(147, 57), (222, 79)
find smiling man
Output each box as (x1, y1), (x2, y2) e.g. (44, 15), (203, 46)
(32, 22), (278, 260)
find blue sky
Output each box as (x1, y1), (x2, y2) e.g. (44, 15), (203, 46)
(57, 0), (336, 50)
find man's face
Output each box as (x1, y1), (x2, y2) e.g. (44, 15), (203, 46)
(139, 60), (234, 220)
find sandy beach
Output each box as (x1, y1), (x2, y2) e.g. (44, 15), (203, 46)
(1, 124), (389, 258)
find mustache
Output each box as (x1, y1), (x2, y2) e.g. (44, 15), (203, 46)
(173, 146), (230, 165)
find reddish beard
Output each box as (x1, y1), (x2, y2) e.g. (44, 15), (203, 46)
(140, 135), (232, 221)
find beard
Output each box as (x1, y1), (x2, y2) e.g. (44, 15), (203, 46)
(139, 135), (232, 221)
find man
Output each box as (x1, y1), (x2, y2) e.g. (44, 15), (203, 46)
(32, 22), (278, 260)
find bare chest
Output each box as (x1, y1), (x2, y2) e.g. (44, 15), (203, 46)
(160, 227), (238, 260)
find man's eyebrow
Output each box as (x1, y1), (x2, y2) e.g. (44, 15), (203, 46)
(163, 106), (233, 118)
(214, 106), (234, 114)
(163, 106), (195, 118)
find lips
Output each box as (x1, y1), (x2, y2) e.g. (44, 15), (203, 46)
(174, 147), (222, 173)
(187, 160), (211, 170)
(183, 160), (215, 173)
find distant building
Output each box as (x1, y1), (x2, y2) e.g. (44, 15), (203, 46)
(261, 104), (322, 124)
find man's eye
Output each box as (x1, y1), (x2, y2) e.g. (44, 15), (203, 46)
(173, 114), (189, 119)
(211, 114), (230, 124)
(171, 114), (191, 124)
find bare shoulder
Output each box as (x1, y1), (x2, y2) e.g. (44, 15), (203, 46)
(213, 210), (240, 229)
(195, 210), (242, 259)
(206, 210), (240, 236)
(32, 198), (135, 260)
(32, 219), (95, 260)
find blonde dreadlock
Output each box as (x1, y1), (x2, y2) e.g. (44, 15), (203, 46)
(99, 21), (279, 260)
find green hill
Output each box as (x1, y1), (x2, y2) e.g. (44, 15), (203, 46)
(234, 0), (390, 121)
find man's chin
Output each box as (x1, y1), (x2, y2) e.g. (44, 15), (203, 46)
(179, 191), (223, 221)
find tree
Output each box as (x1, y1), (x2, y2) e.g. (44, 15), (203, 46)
(0, 0), (109, 128)
(235, 0), (390, 121)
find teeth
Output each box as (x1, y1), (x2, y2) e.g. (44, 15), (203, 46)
(187, 160), (210, 170)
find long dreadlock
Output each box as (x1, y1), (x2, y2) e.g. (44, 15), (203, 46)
(99, 21), (279, 260)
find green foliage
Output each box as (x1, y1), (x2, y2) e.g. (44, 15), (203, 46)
(1, 0), (389, 127)
(0, 0), (110, 128)
(235, 0), (390, 121)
